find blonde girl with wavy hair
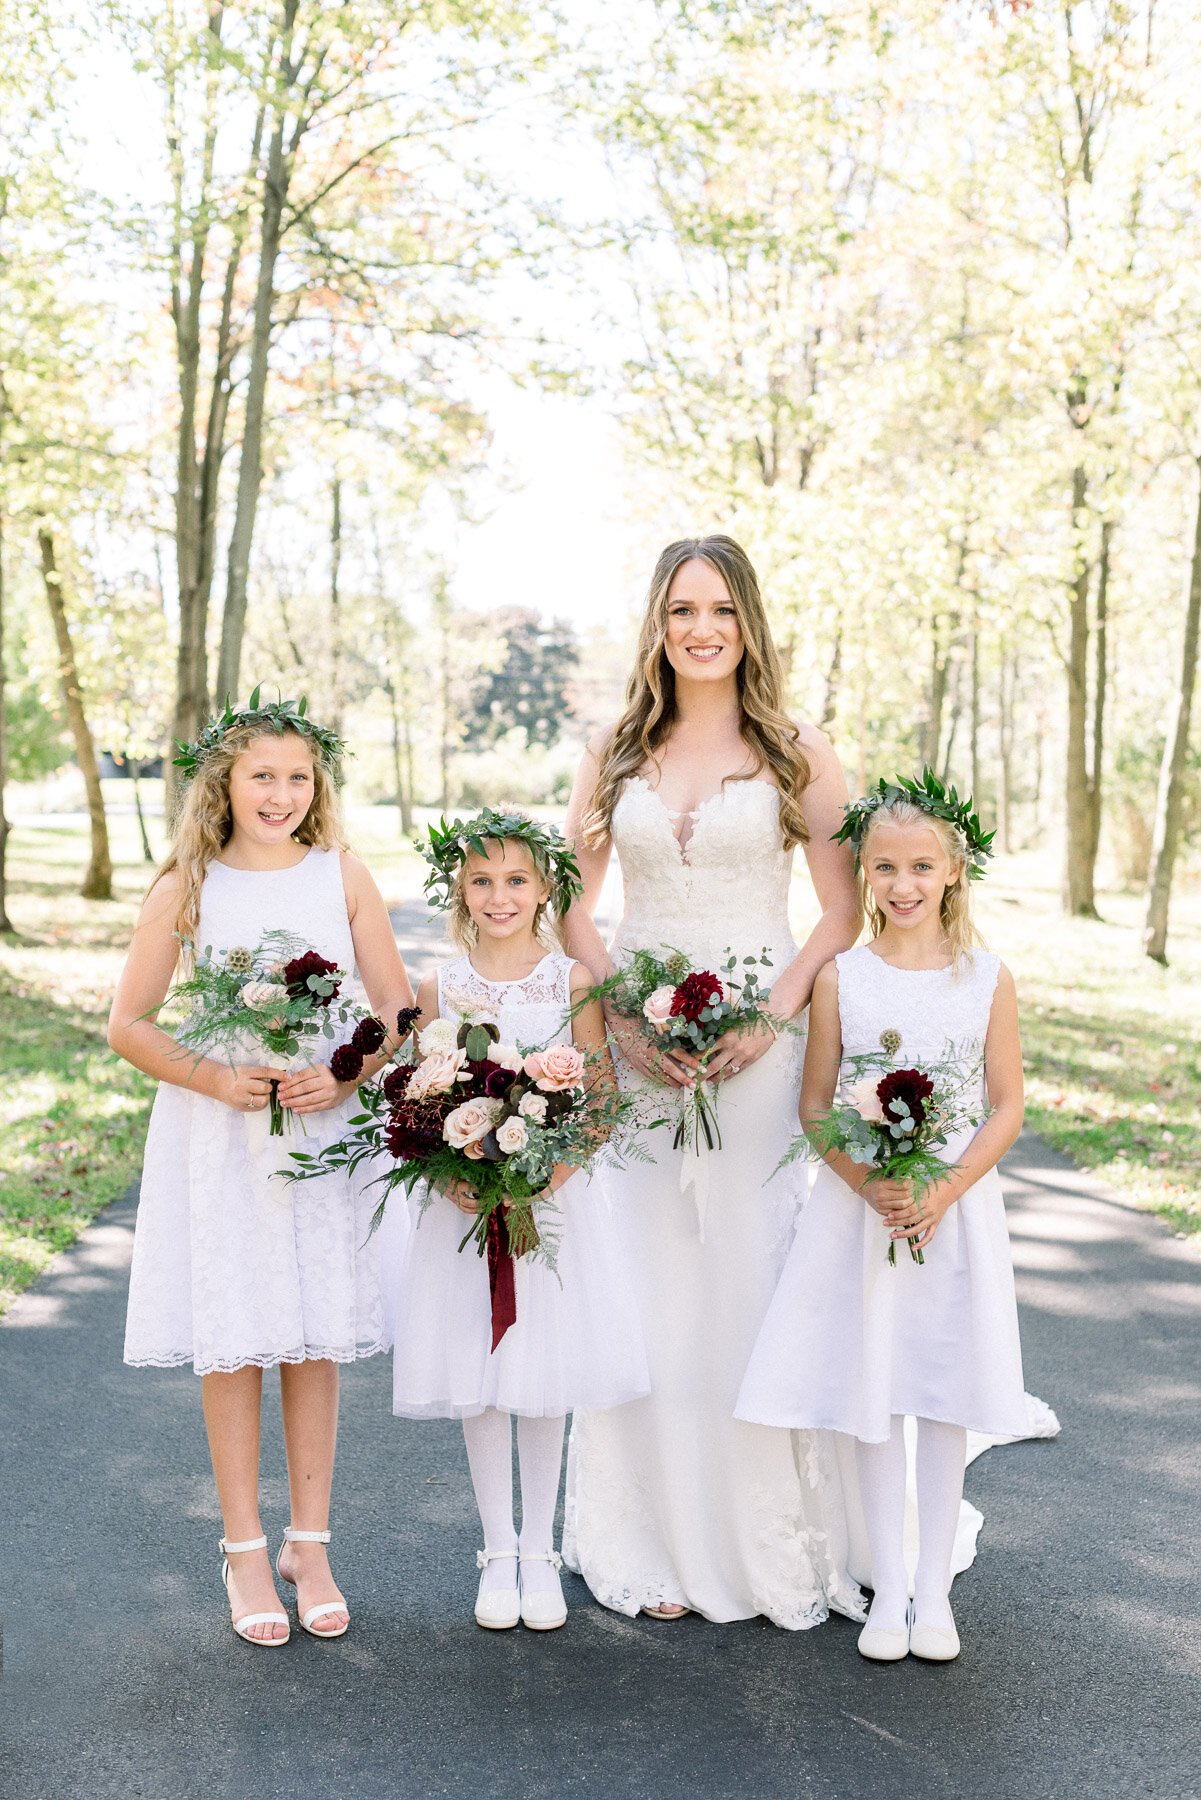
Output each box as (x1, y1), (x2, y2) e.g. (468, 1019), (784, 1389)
(109, 700), (415, 1648)
(561, 534), (865, 1630)
(859, 799), (983, 966)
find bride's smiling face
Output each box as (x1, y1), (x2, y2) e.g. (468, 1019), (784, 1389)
(662, 558), (744, 686)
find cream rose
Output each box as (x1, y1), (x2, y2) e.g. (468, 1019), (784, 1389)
(846, 1076), (886, 1123)
(408, 1048), (467, 1099)
(488, 1042), (524, 1074)
(525, 1043), (586, 1092)
(518, 1092), (548, 1123)
(642, 986), (676, 1033)
(241, 980), (290, 1012)
(418, 1017), (459, 1058)
(443, 1096), (502, 1149)
(495, 1115), (529, 1154)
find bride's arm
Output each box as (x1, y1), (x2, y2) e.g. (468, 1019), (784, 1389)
(705, 725), (860, 1081)
(560, 733), (616, 985)
(768, 724), (862, 1021)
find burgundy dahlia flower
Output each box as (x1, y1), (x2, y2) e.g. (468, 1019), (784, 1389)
(330, 1044), (364, 1083)
(876, 1068), (935, 1128)
(351, 1015), (387, 1055)
(382, 1064), (415, 1105)
(669, 971), (723, 1025)
(282, 950), (341, 1006)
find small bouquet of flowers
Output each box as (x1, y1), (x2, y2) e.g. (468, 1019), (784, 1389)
(786, 1037), (987, 1265)
(164, 929), (385, 1142)
(290, 1012), (654, 1349)
(589, 946), (778, 1158)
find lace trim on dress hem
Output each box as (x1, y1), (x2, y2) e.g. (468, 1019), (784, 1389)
(125, 1337), (388, 1375)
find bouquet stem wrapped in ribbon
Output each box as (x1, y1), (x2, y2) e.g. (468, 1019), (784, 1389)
(780, 1038), (987, 1264)
(582, 946), (783, 1240)
(289, 1013), (661, 1351)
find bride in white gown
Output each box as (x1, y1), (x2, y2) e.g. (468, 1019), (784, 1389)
(559, 536), (868, 1625)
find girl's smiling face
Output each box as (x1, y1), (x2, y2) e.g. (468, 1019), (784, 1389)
(461, 840), (549, 943)
(227, 732), (316, 845)
(863, 822), (963, 935)
(662, 557), (745, 686)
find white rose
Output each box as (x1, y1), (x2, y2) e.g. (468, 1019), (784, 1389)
(418, 1017), (459, 1058)
(407, 1048), (468, 1099)
(241, 980), (290, 1012)
(443, 1096), (502, 1149)
(642, 986), (676, 1033)
(518, 1092), (548, 1123)
(495, 1115), (529, 1154)
(489, 1042), (524, 1073)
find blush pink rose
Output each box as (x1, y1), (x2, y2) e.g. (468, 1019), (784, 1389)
(642, 986), (676, 1033)
(408, 1048), (467, 1099)
(495, 1115), (529, 1154)
(444, 1096), (501, 1149)
(524, 1043), (586, 1092)
(846, 1076), (886, 1123)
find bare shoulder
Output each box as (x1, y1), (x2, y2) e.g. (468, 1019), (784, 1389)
(812, 958), (841, 1001)
(415, 970), (439, 1012)
(991, 959), (1018, 1002)
(585, 724), (617, 762)
(569, 958), (596, 995)
(140, 866), (181, 923)
(338, 848), (371, 886)
(794, 720), (836, 765)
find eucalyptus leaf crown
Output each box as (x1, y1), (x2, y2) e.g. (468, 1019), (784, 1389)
(173, 686), (347, 786)
(834, 767), (996, 881)
(420, 808), (584, 916)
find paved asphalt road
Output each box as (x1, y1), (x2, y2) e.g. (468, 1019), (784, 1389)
(1, 894), (1198, 1797)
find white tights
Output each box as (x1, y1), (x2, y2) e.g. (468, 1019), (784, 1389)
(855, 1415), (967, 1632)
(462, 1408), (566, 1595)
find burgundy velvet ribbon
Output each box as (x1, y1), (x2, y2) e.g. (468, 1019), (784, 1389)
(486, 1206), (517, 1352)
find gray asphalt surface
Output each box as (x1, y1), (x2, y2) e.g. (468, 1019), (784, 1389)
(3, 1134), (1199, 1799)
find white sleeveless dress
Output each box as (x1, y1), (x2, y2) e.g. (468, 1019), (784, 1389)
(563, 778), (865, 1627)
(736, 945), (1032, 1440)
(123, 847), (387, 1375)
(387, 952), (650, 1420)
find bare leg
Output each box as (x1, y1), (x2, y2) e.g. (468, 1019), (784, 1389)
(277, 1359), (348, 1634)
(855, 1415), (909, 1633)
(202, 1367), (286, 1642)
(912, 1418), (966, 1633)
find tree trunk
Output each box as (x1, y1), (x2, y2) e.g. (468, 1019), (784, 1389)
(215, 1), (300, 703)
(969, 612), (981, 805)
(1083, 517), (1111, 880)
(998, 646), (1016, 855)
(38, 529), (112, 900)
(1063, 463), (1098, 915)
(434, 575), (453, 811)
(1144, 460), (1201, 963)
(0, 500), (14, 933)
(820, 630), (842, 731)
(131, 767), (155, 864)
(329, 473), (343, 736)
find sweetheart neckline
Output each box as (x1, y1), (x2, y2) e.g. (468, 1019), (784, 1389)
(622, 775), (779, 865)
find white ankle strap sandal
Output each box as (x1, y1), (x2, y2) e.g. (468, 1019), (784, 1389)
(474, 1548), (521, 1631)
(276, 1526), (349, 1639)
(518, 1550), (568, 1632)
(219, 1534), (290, 1647)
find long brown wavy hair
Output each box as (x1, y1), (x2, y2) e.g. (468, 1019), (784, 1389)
(153, 723), (347, 951)
(585, 535), (811, 849)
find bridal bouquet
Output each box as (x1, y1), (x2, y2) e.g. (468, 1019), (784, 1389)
(587, 946), (779, 1158)
(165, 929), (384, 1140)
(786, 1046), (987, 1265)
(290, 1012), (654, 1348)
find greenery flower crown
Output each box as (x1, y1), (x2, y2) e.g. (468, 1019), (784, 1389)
(833, 767), (996, 881)
(420, 808), (584, 916)
(173, 687), (347, 786)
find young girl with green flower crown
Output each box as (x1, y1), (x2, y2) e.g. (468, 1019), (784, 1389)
(109, 696), (415, 1647)
(737, 772), (1056, 1665)
(387, 809), (649, 1633)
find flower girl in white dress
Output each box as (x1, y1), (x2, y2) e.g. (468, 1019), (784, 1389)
(388, 812), (648, 1631)
(109, 698), (414, 1646)
(737, 777), (1030, 1664)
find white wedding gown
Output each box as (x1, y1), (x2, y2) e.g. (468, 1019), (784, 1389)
(562, 776), (1058, 1627)
(563, 777), (866, 1626)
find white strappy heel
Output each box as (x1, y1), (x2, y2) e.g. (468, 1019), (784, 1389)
(219, 1534), (290, 1647)
(276, 1526), (350, 1640)
(474, 1548), (521, 1630)
(519, 1550), (567, 1631)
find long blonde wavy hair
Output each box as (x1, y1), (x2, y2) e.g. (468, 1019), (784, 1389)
(153, 723), (347, 951)
(859, 799), (983, 965)
(584, 536), (811, 850)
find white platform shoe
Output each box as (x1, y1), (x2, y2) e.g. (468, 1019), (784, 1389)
(519, 1550), (568, 1631)
(474, 1548), (521, 1630)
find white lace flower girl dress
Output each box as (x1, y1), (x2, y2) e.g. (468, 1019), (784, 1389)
(388, 952), (650, 1419)
(736, 944), (1032, 1440)
(124, 848), (387, 1375)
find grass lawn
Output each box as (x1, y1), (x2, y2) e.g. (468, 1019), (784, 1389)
(0, 786), (1196, 1316)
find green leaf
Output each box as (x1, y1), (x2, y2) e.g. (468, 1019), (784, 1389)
(248, 684), (261, 710)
